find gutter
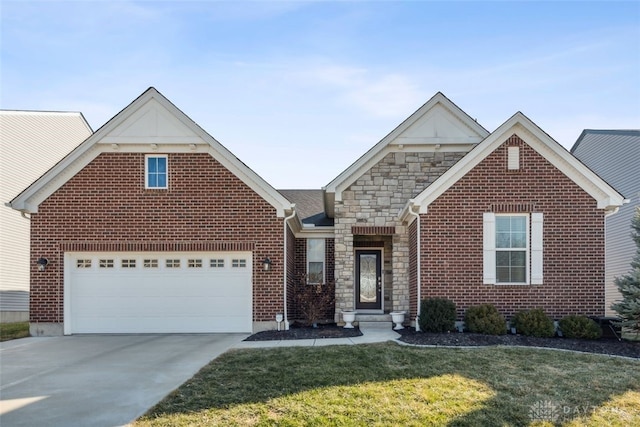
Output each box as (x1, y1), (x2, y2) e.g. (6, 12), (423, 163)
(283, 207), (296, 330)
(605, 199), (630, 218)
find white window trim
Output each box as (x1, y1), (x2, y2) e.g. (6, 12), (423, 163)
(307, 239), (325, 284)
(145, 154), (168, 189)
(484, 212), (543, 285)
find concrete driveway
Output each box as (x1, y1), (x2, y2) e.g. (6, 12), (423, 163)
(0, 334), (248, 427)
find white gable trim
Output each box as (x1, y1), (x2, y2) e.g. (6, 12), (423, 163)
(323, 93), (489, 203)
(9, 88), (293, 217)
(404, 112), (625, 216)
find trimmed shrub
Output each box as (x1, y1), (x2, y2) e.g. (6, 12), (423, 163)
(559, 315), (602, 340)
(419, 298), (456, 332)
(464, 304), (507, 335)
(511, 308), (555, 338)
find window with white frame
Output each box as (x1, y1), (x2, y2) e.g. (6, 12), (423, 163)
(145, 155), (168, 189)
(495, 215), (527, 283)
(307, 239), (325, 284)
(483, 212), (543, 285)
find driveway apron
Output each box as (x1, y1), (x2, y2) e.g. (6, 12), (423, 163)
(0, 334), (248, 427)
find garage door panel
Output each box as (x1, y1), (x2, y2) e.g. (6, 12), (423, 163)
(67, 252), (253, 333)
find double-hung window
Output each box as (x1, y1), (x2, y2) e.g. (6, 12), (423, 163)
(495, 215), (527, 283)
(145, 155), (168, 189)
(484, 212), (543, 285)
(307, 239), (325, 284)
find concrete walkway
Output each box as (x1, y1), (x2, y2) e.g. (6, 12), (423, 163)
(234, 322), (401, 349)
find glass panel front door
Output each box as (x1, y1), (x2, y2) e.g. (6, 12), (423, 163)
(355, 250), (382, 310)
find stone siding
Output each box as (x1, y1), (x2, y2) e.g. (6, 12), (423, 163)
(333, 150), (469, 318)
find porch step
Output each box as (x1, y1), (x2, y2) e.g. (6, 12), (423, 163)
(358, 321), (393, 330)
(356, 314), (392, 323)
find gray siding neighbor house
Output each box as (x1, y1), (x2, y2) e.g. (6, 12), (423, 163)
(0, 111), (92, 323)
(572, 130), (640, 316)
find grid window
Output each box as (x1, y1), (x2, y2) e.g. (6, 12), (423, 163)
(210, 259), (225, 268)
(188, 259), (203, 268)
(99, 259), (114, 268)
(76, 259), (92, 268)
(144, 259), (159, 268)
(121, 259), (136, 268)
(496, 215), (527, 283)
(166, 259), (181, 268)
(232, 259), (247, 268)
(145, 155), (168, 189)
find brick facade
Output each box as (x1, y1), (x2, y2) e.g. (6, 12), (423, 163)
(415, 135), (606, 320)
(290, 238), (335, 322)
(30, 152), (285, 325)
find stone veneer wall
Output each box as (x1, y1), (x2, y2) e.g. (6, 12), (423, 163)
(333, 149), (469, 319)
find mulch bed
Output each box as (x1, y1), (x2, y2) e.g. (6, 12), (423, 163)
(244, 323), (640, 359)
(397, 328), (640, 359)
(244, 323), (363, 341)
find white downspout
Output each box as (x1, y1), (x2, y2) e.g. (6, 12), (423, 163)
(407, 205), (421, 331)
(283, 208), (296, 330)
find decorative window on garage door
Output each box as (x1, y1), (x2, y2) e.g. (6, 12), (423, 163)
(210, 259), (224, 268)
(166, 259), (181, 268)
(188, 259), (203, 268)
(144, 259), (159, 268)
(76, 259), (92, 268)
(99, 259), (114, 268)
(232, 259), (247, 268)
(122, 259), (136, 268)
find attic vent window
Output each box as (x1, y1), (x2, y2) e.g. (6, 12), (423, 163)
(507, 146), (520, 170)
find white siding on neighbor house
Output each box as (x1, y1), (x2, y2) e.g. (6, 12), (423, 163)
(572, 130), (640, 316)
(0, 111), (92, 316)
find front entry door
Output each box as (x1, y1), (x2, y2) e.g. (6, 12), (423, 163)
(355, 250), (382, 310)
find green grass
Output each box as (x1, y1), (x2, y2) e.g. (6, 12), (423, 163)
(135, 343), (640, 426)
(0, 322), (29, 342)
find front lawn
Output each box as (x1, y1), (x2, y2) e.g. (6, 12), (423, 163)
(136, 343), (639, 426)
(0, 322), (29, 342)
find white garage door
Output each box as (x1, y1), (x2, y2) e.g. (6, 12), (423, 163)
(65, 252), (252, 334)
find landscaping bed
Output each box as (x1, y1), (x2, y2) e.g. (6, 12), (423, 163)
(397, 327), (640, 359)
(244, 323), (362, 341)
(244, 323), (639, 359)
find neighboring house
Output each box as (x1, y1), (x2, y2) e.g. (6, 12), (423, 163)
(8, 88), (624, 335)
(571, 130), (640, 316)
(0, 111), (92, 323)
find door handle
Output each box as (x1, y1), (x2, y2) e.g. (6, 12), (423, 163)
(377, 276), (382, 292)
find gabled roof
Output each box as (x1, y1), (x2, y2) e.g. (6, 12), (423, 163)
(8, 88), (293, 217)
(323, 92), (489, 215)
(400, 112), (626, 220)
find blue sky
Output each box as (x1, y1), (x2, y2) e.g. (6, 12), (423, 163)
(2, 1), (639, 188)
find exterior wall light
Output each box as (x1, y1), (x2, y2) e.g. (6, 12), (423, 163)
(262, 257), (272, 271)
(37, 257), (49, 272)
